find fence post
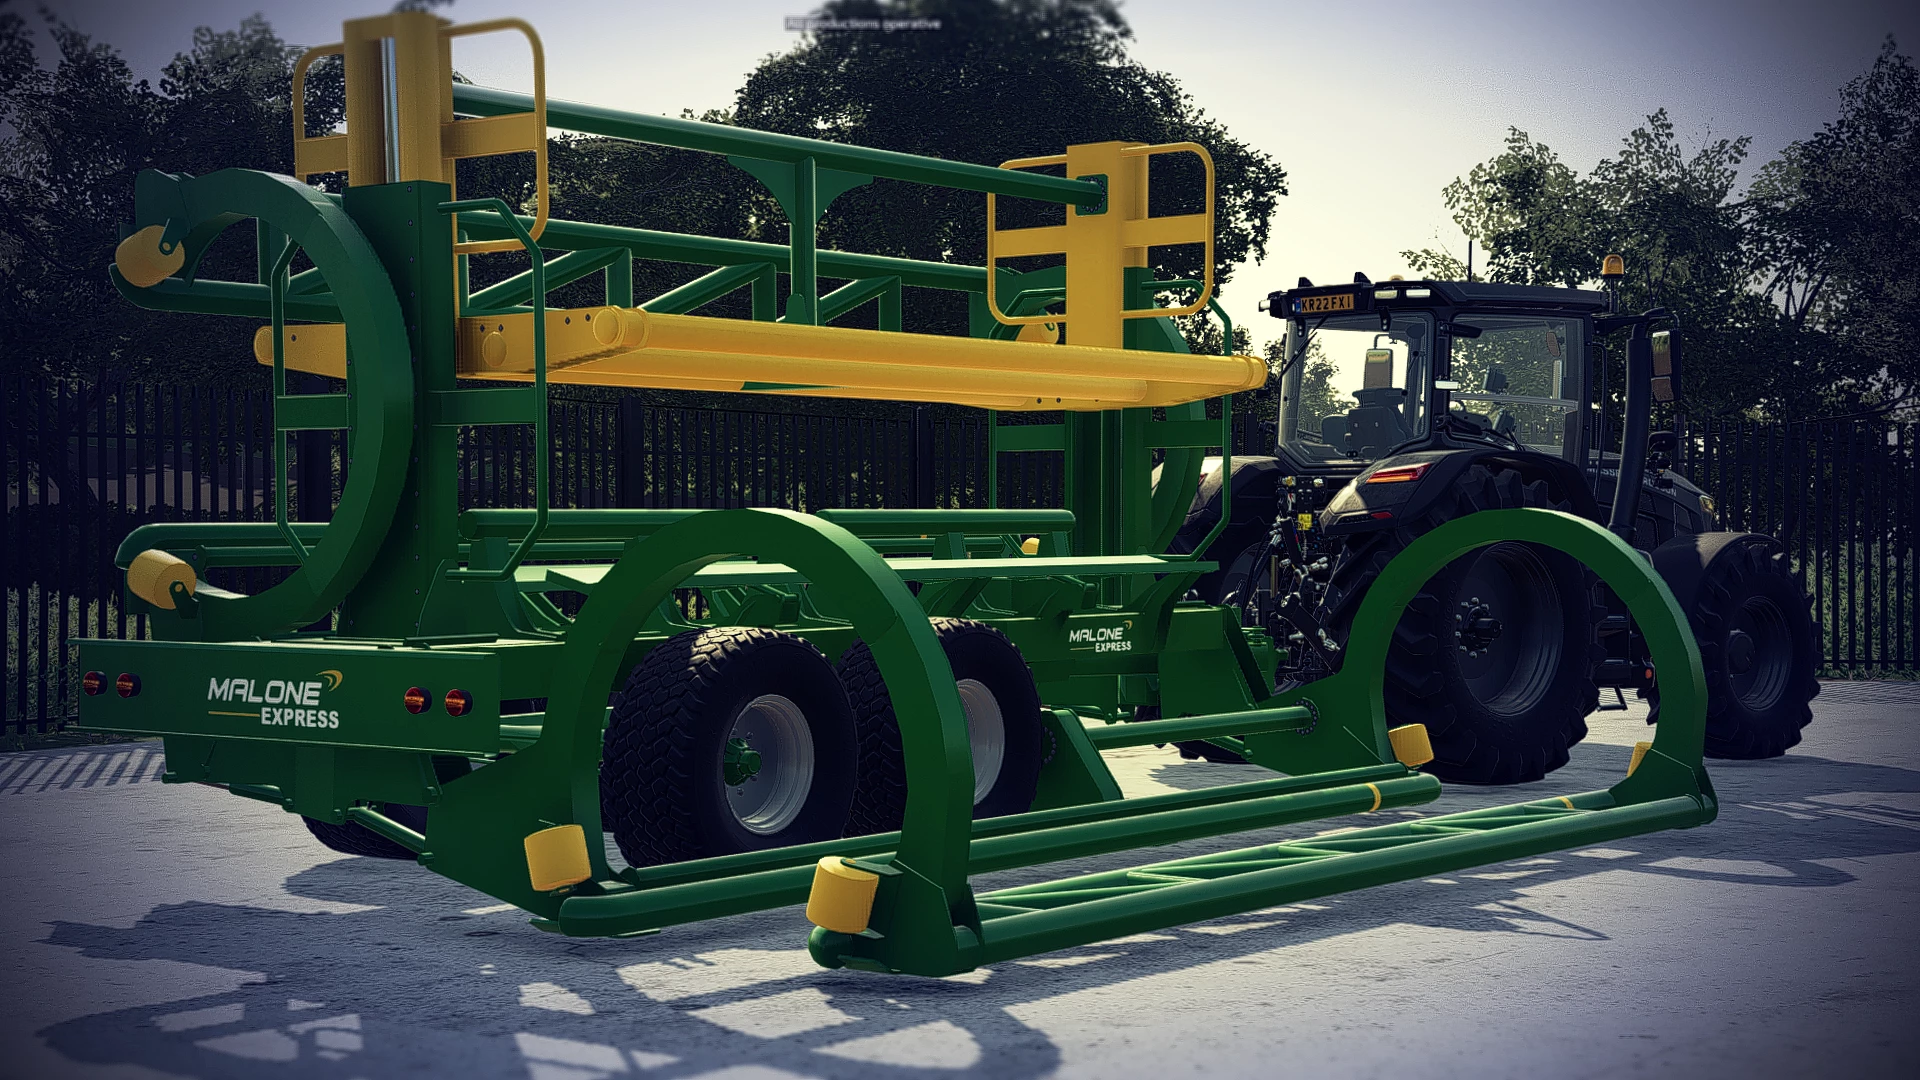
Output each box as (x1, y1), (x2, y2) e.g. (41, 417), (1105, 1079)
(294, 374), (332, 522)
(617, 396), (644, 507)
(912, 406), (935, 509)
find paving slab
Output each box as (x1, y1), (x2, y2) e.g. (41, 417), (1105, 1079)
(1, 683), (1915, 1080)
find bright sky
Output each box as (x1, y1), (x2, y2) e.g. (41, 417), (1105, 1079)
(41, 0), (1918, 351)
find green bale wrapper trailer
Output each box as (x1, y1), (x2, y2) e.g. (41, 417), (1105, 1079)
(76, 11), (1717, 978)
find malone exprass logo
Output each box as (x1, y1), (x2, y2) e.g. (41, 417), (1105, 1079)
(207, 669), (345, 729)
(1067, 619), (1135, 653)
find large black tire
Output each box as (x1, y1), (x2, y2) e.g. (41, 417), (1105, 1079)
(600, 627), (858, 868)
(838, 618), (1045, 837)
(1214, 539), (1271, 623)
(301, 755), (471, 860)
(1317, 464), (1605, 785)
(1692, 541), (1820, 758)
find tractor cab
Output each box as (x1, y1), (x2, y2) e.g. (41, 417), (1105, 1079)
(1269, 278), (1611, 475)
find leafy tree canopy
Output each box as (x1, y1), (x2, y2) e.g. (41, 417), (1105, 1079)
(729, 0), (1288, 340)
(1403, 41), (1917, 421)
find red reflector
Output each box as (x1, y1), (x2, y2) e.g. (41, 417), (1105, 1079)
(83, 671), (107, 696)
(444, 688), (473, 717)
(115, 672), (140, 698)
(1365, 462), (1432, 484)
(403, 687), (430, 714)
(1370, 511), (1395, 519)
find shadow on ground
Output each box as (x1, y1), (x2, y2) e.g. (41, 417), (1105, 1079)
(36, 748), (1920, 1080)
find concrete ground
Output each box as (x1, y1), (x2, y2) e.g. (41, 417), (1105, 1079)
(1, 682), (1916, 1080)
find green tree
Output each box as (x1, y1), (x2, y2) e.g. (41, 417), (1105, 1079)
(729, 0), (1287, 344)
(0, 11), (341, 383)
(1746, 38), (1918, 411)
(1400, 109), (1865, 419)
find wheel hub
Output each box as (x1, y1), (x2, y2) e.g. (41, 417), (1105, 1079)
(724, 694), (815, 835)
(722, 736), (763, 786)
(1725, 629), (1756, 676)
(1454, 597), (1505, 657)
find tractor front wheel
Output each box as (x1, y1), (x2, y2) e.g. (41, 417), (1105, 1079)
(1691, 540), (1820, 758)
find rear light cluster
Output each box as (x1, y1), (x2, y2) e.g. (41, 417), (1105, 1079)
(403, 686), (474, 716)
(83, 671), (143, 697)
(1365, 462), (1432, 484)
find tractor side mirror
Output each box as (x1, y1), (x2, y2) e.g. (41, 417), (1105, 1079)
(1647, 431), (1677, 455)
(1650, 330), (1681, 403)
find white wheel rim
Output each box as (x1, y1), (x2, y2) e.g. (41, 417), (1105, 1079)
(725, 694), (814, 835)
(958, 678), (1005, 805)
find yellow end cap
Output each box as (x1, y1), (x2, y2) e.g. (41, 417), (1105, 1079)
(806, 856), (880, 935)
(524, 824), (592, 892)
(115, 225), (185, 288)
(1388, 723), (1434, 768)
(1627, 740), (1654, 777)
(482, 331), (509, 369)
(1601, 253), (1626, 279)
(126, 548), (197, 610)
(1020, 536), (1041, 555)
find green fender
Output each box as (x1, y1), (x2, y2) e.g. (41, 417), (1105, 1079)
(1251, 508), (1712, 805)
(114, 168), (414, 639)
(425, 508), (983, 971)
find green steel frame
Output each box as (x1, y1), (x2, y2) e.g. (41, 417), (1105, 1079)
(75, 32), (1716, 976)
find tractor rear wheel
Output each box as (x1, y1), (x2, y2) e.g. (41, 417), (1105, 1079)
(1317, 464), (1605, 785)
(837, 617), (1045, 837)
(1691, 540), (1819, 758)
(600, 627), (858, 867)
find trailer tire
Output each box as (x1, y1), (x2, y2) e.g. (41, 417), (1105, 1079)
(301, 755), (471, 860)
(1317, 464), (1605, 785)
(1691, 541), (1820, 758)
(838, 618), (1044, 837)
(601, 627), (857, 868)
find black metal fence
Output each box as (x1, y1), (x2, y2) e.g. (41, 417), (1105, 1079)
(1675, 415), (1917, 673)
(7, 373), (1912, 731)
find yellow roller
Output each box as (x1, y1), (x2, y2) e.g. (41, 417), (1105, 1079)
(524, 824), (592, 892)
(126, 548), (197, 610)
(805, 856), (881, 934)
(1387, 723), (1434, 768)
(115, 226), (185, 289)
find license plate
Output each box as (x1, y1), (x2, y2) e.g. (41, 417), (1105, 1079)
(1298, 293), (1355, 314)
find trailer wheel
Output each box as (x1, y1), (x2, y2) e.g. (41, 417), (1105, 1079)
(1691, 541), (1819, 758)
(600, 627), (857, 868)
(1318, 464), (1605, 785)
(838, 617), (1044, 837)
(301, 755), (471, 860)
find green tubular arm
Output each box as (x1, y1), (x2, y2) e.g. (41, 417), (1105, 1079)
(110, 270), (342, 322)
(822, 508), (1708, 977)
(453, 85), (1104, 208)
(425, 510), (978, 971)
(457, 213), (987, 294)
(117, 168), (414, 638)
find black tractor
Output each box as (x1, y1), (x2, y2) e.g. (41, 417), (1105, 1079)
(1172, 269), (1820, 784)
